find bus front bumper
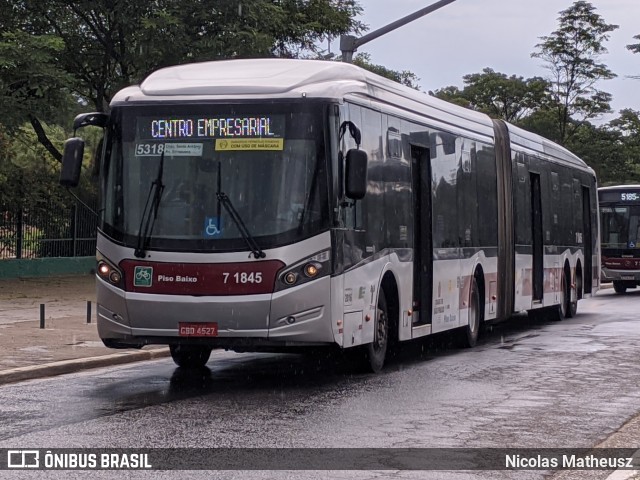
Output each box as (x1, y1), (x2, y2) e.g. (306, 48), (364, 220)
(601, 267), (640, 283)
(95, 276), (336, 351)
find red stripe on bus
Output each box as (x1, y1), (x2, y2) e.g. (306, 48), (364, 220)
(119, 259), (285, 295)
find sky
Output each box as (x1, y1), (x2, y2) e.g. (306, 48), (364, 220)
(330, 0), (640, 123)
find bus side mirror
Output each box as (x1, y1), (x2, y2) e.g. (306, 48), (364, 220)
(345, 148), (368, 200)
(73, 112), (108, 130)
(59, 137), (85, 187)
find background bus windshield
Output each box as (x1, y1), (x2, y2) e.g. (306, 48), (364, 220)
(102, 104), (329, 251)
(601, 205), (640, 249)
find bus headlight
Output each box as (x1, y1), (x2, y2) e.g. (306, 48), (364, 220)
(303, 262), (321, 278)
(284, 272), (298, 285)
(276, 250), (330, 291)
(109, 271), (122, 284)
(96, 251), (124, 289)
(98, 262), (110, 276)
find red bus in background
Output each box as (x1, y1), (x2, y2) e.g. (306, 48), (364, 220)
(599, 185), (640, 293)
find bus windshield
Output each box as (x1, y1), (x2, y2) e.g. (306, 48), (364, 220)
(101, 103), (330, 252)
(600, 205), (640, 249)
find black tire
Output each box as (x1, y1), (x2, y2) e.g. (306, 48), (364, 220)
(567, 270), (577, 318)
(613, 281), (627, 294)
(568, 296), (578, 318)
(463, 278), (481, 348)
(365, 289), (389, 373)
(576, 267), (583, 300)
(555, 269), (572, 320)
(170, 345), (212, 369)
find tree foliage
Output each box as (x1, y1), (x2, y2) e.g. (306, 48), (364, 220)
(531, 1), (618, 144)
(432, 68), (548, 123)
(0, 32), (72, 130)
(429, 85), (470, 108)
(628, 34), (640, 54)
(566, 124), (631, 185)
(0, 123), (98, 210)
(352, 52), (420, 89)
(628, 34), (640, 79)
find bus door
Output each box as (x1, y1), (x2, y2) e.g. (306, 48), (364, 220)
(411, 145), (432, 326)
(582, 186), (593, 294)
(530, 172), (544, 302)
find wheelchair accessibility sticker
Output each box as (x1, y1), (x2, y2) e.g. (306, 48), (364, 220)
(204, 217), (222, 237)
(134, 266), (153, 287)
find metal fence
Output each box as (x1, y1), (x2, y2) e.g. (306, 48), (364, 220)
(0, 200), (97, 259)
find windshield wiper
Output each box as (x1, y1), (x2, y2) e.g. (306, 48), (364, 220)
(134, 151), (165, 258)
(216, 192), (265, 259)
(297, 145), (323, 235)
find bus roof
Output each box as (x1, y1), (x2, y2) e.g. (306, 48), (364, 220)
(111, 58), (591, 174)
(505, 122), (589, 172)
(113, 58), (491, 126)
(599, 185), (640, 191)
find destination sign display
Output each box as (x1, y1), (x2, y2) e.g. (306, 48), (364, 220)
(600, 191), (640, 203)
(137, 115), (285, 140)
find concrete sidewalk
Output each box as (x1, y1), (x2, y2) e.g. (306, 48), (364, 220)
(0, 275), (169, 385)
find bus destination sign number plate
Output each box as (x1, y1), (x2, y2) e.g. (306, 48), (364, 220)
(179, 322), (218, 337)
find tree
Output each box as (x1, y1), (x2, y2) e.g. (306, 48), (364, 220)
(352, 52), (420, 89)
(517, 109), (561, 142)
(432, 68), (548, 123)
(430, 85), (472, 109)
(0, 123), (98, 210)
(0, 31), (77, 161)
(531, 1), (618, 144)
(609, 109), (640, 178)
(565, 123), (633, 184)
(0, 0), (365, 157)
(459, 68), (549, 123)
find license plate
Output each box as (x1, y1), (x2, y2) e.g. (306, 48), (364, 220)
(621, 276), (634, 280)
(179, 322), (218, 337)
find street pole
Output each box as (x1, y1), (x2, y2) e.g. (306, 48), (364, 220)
(340, 0), (457, 63)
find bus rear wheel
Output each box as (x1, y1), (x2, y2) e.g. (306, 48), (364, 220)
(170, 345), (212, 369)
(567, 271), (577, 318)
(555, 269), (572, 320)
(613, 281), (627, 294)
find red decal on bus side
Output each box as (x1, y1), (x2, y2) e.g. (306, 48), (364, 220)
(120, 260), (285, 295)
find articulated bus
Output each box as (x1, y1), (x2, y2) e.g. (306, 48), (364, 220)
(60, 59), (599, 372)
(599, 185), (640, 293)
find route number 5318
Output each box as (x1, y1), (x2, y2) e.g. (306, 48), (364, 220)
(223, 272), (263, 284)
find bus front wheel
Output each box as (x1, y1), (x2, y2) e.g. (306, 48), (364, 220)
(463, 278), (481, 347)
(613, 281), (627, 294)
(170, 345), (212, 369)
(365, 289), (389, 373)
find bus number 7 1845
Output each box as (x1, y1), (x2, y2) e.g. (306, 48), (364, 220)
(222, 272), (263, 284)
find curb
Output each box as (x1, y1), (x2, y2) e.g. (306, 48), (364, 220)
(0, 348), (171, 386)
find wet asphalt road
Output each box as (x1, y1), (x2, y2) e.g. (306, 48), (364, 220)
(1, 288), (640, 479)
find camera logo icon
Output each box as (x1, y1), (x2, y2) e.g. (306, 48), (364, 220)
(7, 450), (39, 468)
